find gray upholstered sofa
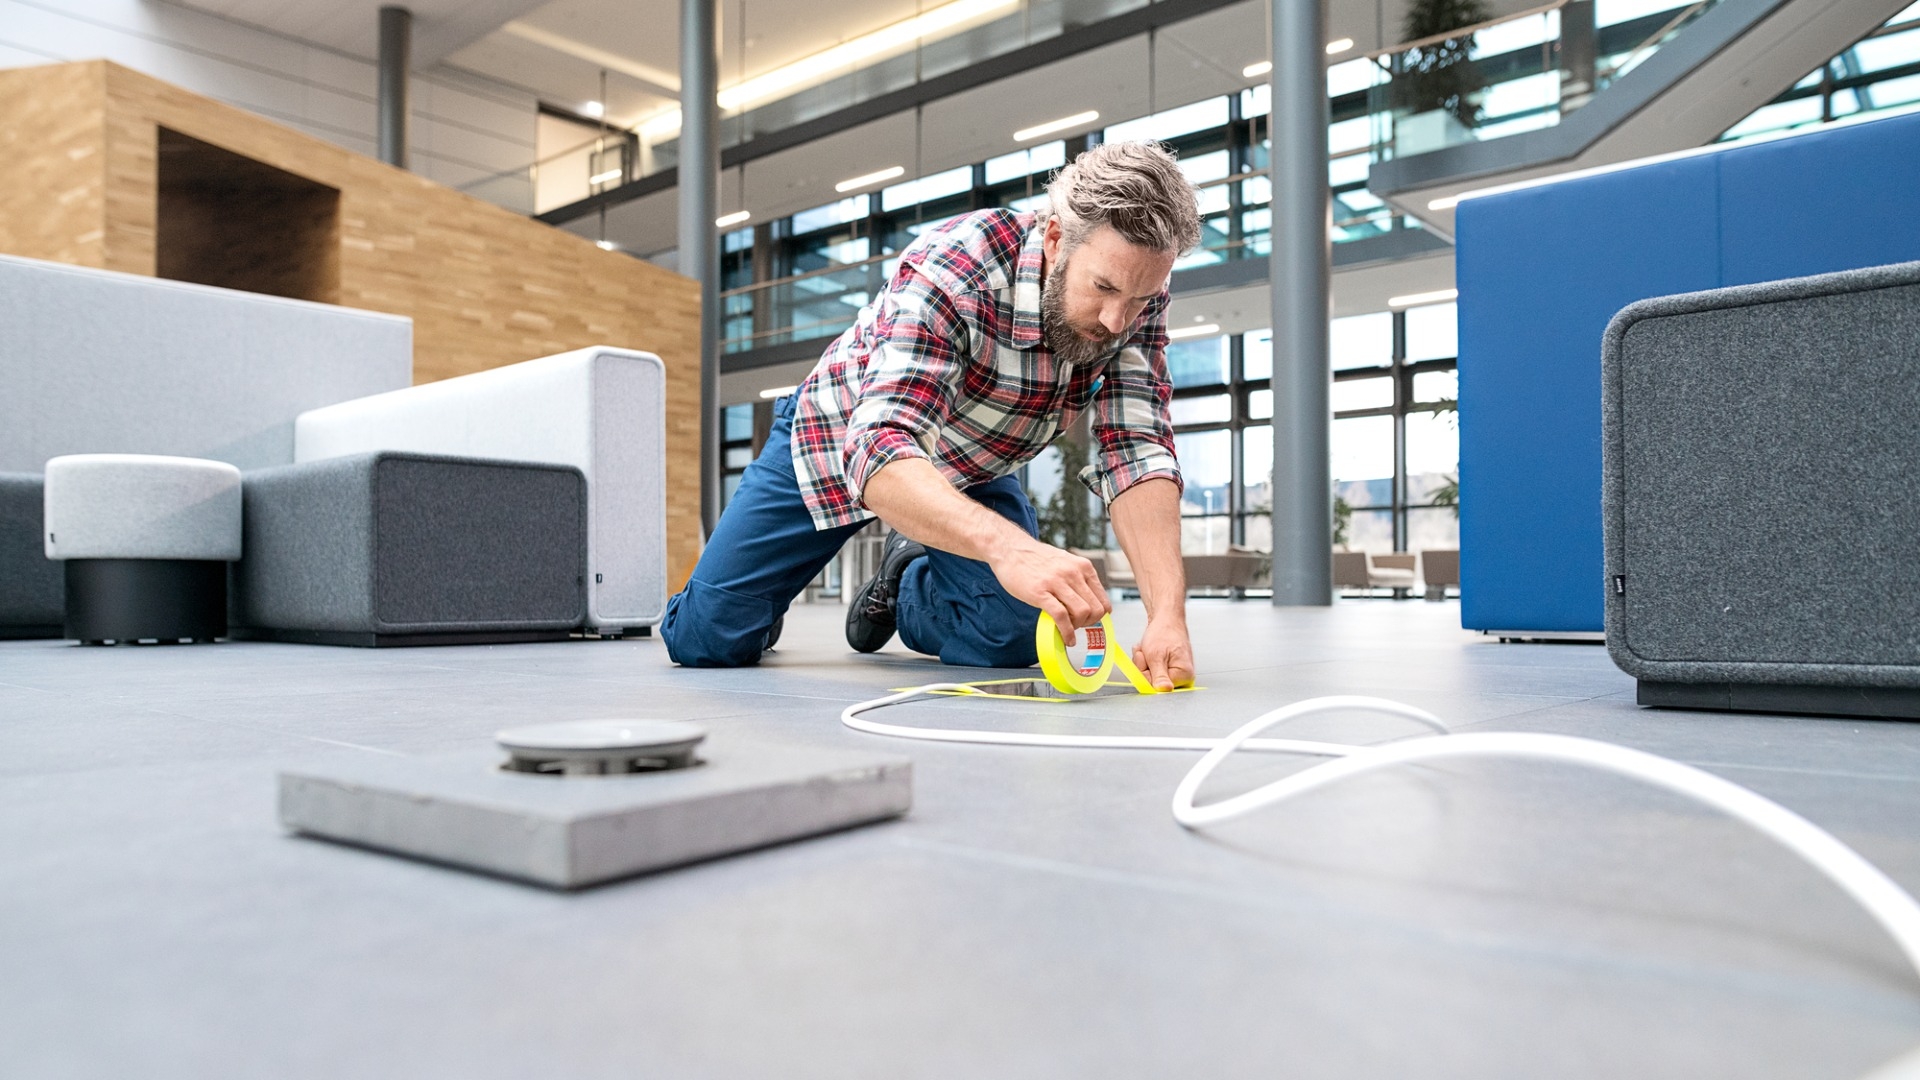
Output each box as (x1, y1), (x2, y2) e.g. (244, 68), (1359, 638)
(3, 255), (663, 647)
(0, 254), (412, 638)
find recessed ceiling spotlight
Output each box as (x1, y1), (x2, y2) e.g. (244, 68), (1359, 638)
(589, 169), (623, 185)
(595, 240), (616, 251)
(1387, 288), (1457, 308)
(582, 100), (605, 118)
(1325, 38), (1355, 55)
(1013, 110), (1100, 142)
(1166, 323), (1221, 340)
(836, 166), (906, 193)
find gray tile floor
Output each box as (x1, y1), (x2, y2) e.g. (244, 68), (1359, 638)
(6, 598), (1920, 1079)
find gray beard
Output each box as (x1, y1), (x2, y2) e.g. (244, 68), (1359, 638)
(1041, 257), (1124, 367)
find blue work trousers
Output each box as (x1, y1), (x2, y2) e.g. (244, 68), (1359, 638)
(660, 396), (1041, 669)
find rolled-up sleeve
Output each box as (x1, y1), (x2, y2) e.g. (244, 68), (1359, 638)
(841, 263), (968, 507)
(1080, 292), (1182, 503)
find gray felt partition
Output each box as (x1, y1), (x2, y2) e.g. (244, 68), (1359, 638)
(234, 453), (587, 647)
(0, 473), (62, 638)
(1601, 260), (1920, 718)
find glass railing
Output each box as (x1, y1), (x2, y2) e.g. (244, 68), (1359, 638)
(467, 0), (1723, 217)
(467, 0), (1725, 219)
(458, 0), (1157, 212)
(457, 132), (638, 217)
(1717, 3), (1920, 143)
(1350, 0), (1721, 160)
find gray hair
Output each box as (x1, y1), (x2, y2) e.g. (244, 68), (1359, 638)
(1044, 140), (1203, 255)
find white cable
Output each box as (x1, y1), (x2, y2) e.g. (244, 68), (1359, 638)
(843, 684), (1920, 985)
(1173, 725), (1920, 977)
(841, 685), (1448, 757)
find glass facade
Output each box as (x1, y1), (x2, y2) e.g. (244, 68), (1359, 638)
(720, 304), (1461, 559)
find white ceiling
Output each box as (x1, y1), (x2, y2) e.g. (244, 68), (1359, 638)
(168, 0), (553, 66)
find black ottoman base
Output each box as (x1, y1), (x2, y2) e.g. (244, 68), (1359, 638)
(65, 559), (227, 645)
(1639, 680), (1920, 721)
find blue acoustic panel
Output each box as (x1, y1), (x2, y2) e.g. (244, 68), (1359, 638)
(1718, 111), (1920, 287)
(1457, 110), (1920, 634)
(1456, 158), (1720, 632)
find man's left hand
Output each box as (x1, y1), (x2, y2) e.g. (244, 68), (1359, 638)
(1131, 616), (1195, 692)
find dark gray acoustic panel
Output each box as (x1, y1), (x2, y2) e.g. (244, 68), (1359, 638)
(1602, 260), (1920, 713)
(234, 452), (586, 645)
(0, 473), (62, 638)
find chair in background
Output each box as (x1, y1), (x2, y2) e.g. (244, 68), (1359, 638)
(1421, 548), (1460, 601)
(1332, 551), (1417, 597)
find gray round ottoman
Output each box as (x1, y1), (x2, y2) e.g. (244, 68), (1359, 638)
(43, 454), (242, 644)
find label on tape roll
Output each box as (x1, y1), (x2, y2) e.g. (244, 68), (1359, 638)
(1036, 612), (1116, 695)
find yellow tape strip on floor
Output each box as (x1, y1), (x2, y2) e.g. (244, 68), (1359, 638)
(895, 613), (1197, 702)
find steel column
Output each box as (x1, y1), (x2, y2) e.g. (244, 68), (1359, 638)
(376, 6), (411, 169)
(1268, 0), (1333, 605)
(680, 0), (722, 535)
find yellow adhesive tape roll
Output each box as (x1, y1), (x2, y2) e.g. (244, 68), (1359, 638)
(1035, 613), (1175, 695)
(1035, 612), (1116, 694)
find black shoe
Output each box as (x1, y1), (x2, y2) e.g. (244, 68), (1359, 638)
(846, 531), (926, 653)
(764, 613), (784, 652)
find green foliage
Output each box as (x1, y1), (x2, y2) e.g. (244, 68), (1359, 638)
(1332, 493), (1353, 548)
(1429, 473), (1460, 518)
(1395, 0), (1491, 127)
(1031, 439), (1105, 550)
(1427, 396), (1459, 517)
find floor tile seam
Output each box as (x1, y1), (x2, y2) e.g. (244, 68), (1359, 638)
(137, 705), (408, 757)
(1445, 693), (1626, 731)
(1, 672), (548, 704)
(874, 704), (1435, 750)
(888, 835), (1920, 1014)
(1681, 759), (1920, 787)
(1425, 701), (1920, 788)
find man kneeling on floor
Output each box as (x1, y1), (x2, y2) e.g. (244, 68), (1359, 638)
(661, 140), (1201, 691)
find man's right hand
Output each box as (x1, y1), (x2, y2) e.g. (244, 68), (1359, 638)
(988, 538), (1111, 645)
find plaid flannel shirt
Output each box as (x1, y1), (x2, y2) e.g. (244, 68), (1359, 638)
(790, 208), (1182, 531)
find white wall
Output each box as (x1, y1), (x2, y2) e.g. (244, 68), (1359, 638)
(0, 0), (537, 195)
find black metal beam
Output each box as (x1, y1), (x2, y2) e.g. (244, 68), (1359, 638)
(539, 0), (1254, 226)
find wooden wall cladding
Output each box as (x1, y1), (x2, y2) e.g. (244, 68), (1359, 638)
(0, 61), (702, 586)
(157, 129), (343, 304)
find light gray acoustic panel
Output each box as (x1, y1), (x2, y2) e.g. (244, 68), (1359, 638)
(1601, 260), (1920, 717)
(0, 254), (411, 472)
(234, 452), (586, 646)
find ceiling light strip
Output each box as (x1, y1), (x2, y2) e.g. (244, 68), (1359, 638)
(1013, 110), (1100, 142)
(1387, 288), (1457, 308)
(836, 166), (906, 193)
(1166, 323), (1221, 340)
(636, 0), (1017, 141)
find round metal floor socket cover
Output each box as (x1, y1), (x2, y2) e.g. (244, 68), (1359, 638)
(497, 719), (708, 776)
